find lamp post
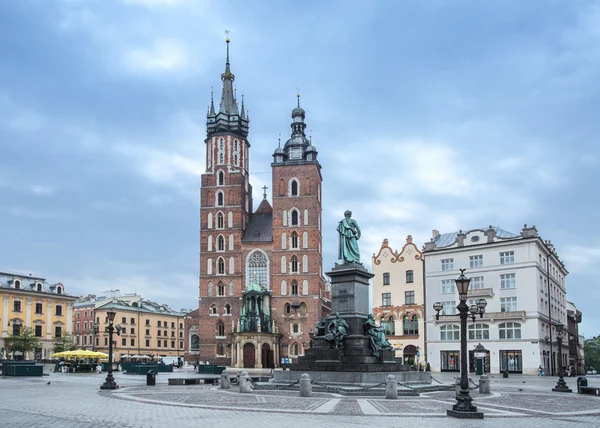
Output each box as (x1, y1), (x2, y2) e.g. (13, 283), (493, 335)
(100, 310), (121, 390)
(92, 322), (99, 352)
(433, 269), (486, 419)
(552, 321), (572, 393)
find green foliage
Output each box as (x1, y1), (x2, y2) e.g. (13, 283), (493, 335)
(584, 336), (600, 370)
(4, 327), (41, 356)
(426, 362), (431, 372)
(52, 333), (77, 354)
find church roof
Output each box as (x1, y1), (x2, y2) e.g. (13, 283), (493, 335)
(255, 199), (273, 214)
(242, 213), (272, 243)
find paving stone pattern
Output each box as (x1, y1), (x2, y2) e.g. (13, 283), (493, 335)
(2, 370), (600, 427)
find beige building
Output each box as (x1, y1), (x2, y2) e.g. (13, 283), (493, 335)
(1, 271), (77, 360)
(371, 236), (425, 365)
(89, 295), (188, 360)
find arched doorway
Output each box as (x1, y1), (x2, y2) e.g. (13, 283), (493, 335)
(243, 343), (255, 368)
(261, 343), (273, 369)
(403, 344), (417, 366)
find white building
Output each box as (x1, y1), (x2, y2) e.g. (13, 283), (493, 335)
(424, 225), (568, 375)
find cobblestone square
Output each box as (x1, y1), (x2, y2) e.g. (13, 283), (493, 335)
(1, 369), (600, 427)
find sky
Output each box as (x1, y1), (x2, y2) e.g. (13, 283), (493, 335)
(1, 0), (599, 335)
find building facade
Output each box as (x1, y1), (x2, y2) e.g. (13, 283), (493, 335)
(73, 295), (97, 349)
(93, 295), (187, 360)
(371, 236), (425, 365)
(0, 271), (77, 360)
(197, 38), (329, 368)
(424, 225), (569, 375)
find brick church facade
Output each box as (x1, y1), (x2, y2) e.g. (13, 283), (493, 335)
(196, 38), (330, 368)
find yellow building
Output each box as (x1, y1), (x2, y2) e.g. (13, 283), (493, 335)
(92, 296), (187, 359)
(0, 271), (77, 360)
(371, 236), (425, 366)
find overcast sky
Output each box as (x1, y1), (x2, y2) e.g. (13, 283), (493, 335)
(1, 0), (599, 335)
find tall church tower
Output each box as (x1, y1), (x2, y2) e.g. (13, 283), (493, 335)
(271, 96), (329, 358)
(198, 38), (251, 363)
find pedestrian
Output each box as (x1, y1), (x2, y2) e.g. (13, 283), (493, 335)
(538, 365), (544, 376)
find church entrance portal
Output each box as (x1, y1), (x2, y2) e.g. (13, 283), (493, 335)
(261, 343), (274, 369)
(243, 343), (255, 368)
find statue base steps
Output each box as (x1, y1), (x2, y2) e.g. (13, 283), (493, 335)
(273, 369), (431, 386)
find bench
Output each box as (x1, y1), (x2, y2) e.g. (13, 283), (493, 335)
(579, 386), (600, 395)
(168, 377), (220, 386)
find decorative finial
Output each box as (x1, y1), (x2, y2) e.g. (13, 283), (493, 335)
(297, 89), (300, 107)
(309, 129), (312, 143)
(225, 29), (230, 43)
(262, 185), (268, 200)
(278, 133), (281, 148)
(234, 86), (236, 99)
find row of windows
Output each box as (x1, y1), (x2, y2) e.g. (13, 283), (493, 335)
(439, 322), (521, 340)
(378, 315), (420, 336)
(440, 251), (515, 271)
(381, 291), (415, 306)
(440, 273), (516, 293)
(440, 297), (517, 315)
(12, 300), (63, 316)
(280, 255), (310, 274)
(10, 280), (63, 294)
(281, 231), (310, 250)
(382, 270), (414, 285)
(11, 324), (63, 338)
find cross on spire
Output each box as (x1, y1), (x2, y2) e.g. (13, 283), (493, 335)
(262, 185), (268, 200)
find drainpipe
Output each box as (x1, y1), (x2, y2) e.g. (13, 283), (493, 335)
(422, 256), (427, 366)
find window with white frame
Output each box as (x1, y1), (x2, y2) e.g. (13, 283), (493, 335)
(500, 251), (515, 264)
(440, 324), (460, 341)
(441, 301), (456, 315)
(217, 212), (224, 229)
(246, 250), (269, 290)
(499, 322), (521, 339)
(291, 232), (298, 249)
(468, 323), (490, 340)
(382, 293), (392, 306)
(218, 170), (224, 186)
(469, 255), (483, 268)
(441, 279), (454, 294)
(290, 256), (299, 273)
(471, 276), (484, 289)
(500, 273), (516, 289)
(383, 272), (390, 285)
(500, 297), (517, 312)
(441, 259), (454, 271)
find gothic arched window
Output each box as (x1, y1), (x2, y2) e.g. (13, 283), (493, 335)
(217, 212), (224, 229)
(291, 210), (299, 226)
(290, 179), (299, 196)
(217, 235), (225, 252)
(291, 256), (299, 273)
(217, 321), (225, 336)
(292, 343), (299, 355)
(217, 282), (225, 296)
(217, 257), (225, 275)
(246, 250), (269, 290)
(291, 232), (298, 249)
(216, 191), (224, 207)
(291, 280), (299, 295)
(218, 170), (224, 186)
(224, 304), (231, 315)
(217, 343), (225, 355)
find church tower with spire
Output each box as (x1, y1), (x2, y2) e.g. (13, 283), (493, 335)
(270, 95), (328, 359)
(195, 39), (329, 368)
(198, 36), (252, 364)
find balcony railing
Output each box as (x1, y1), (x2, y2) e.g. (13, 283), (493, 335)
(436, 310), (526, 322)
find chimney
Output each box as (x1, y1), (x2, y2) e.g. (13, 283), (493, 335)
(432, 229), (440, 239)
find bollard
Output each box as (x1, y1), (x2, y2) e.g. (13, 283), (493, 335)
(385, 374), (398, 399)
(239, 371), (252, 393)
(479, 374), (490, 394)
(221, 370), (231, 389)
(299, 373), (312, 397)
(455, 377), (461, 399)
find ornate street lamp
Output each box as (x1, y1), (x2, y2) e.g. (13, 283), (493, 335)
(433, 269), (485, 419)
(552, 321), (572, 393)
(92, 322), (99, 352)
(100, 310), (121, 390)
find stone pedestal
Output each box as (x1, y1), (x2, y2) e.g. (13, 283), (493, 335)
(283, 262), (417, 385)
(479, 375), (490, 394)
(239, 371), (252, 393)
(299, 373), (312, 397)
(385, 375), (398, 399)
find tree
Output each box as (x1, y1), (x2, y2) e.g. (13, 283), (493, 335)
(4, 327), (41, 359)
(53, 333), (77, 354)
(584, 336), (600, 371)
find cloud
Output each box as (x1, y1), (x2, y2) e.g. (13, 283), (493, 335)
(562, 246), (600, 274)
(122, 0), (190, 7)
(30, 185), (55, 195)
(124, 39), (189, 73)
(5, 206), (71, 220)
(0, 94), (45, 133)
